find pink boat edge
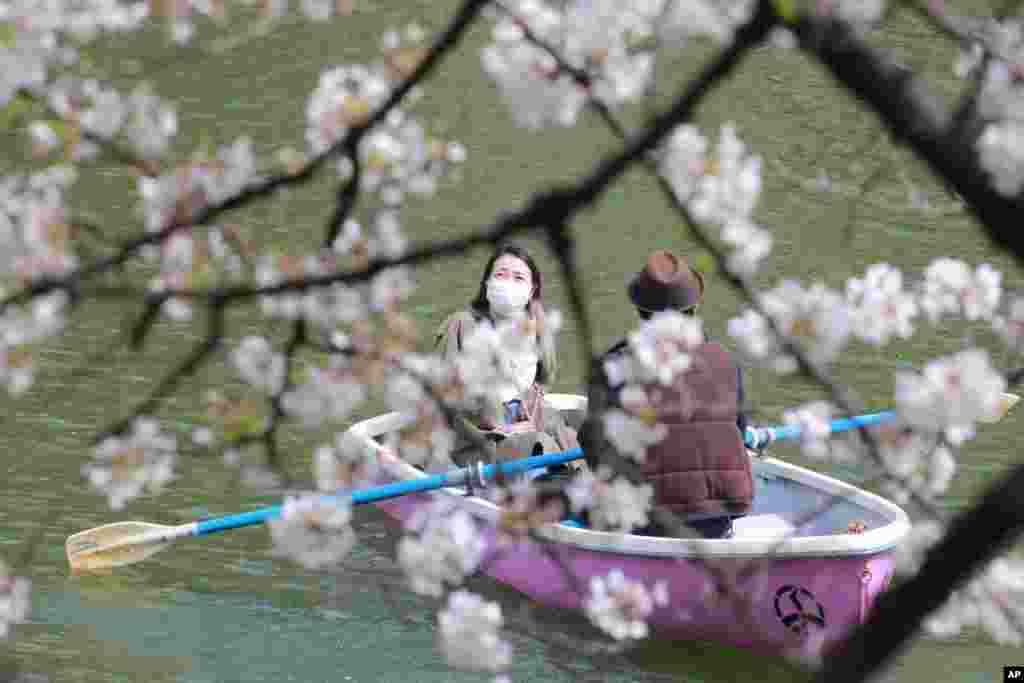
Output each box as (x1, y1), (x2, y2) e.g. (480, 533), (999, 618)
(347, 393), (911, 659)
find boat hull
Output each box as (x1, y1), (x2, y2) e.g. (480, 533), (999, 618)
(350, 394), (904, 658)
(371, 478), (894, 657)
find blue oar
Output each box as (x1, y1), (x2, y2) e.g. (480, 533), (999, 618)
(743, 411), (896, 450)
(67, 393), (1020, 572)
(66, 447), (583, 573)
(743, 390), (1020, 449)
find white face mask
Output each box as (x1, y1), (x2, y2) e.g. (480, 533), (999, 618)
(486, 279), (532, 317)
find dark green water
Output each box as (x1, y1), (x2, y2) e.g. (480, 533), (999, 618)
(2, 1), (1023, 680)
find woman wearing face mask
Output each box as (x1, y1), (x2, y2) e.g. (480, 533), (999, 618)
(435, 244), (579, 463)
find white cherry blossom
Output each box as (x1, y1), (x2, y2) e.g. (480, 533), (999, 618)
(729, 280), (851, 373)
(689, 123), (762, 225)
(306, 64), (392, 155)
(255, 254), (305, 320)
(894, 348), (1007, 445)
(818, 0), (886, 30)
(303, 282), (365, 330)
(877, 433), (957, 503)
(659, 0), (755, 43)
(845, 263), (918, 346)
(231, 336), (286, 395)
(136, 137), (253, 233)
(381, 409), (456, 469)
(268, 494), (355, 570)
(438, 590), (512, 674)
(369, 266), (415, 312)
(624, 310), (703, 386)
(920, 557), (1024, 645)
(83, 417), (177, 510)
(0, 289), (68, 395)
(782, 401), (834, 460)
(659, 123), (771, 274)
(481, 7), (588, 129)
(659, 124), (708, 202)
(565, 465), (653, 533)
(602, 408), (667, 463)
(978, 120), (1024, 196)
(720, 216), (773, 277)
(281, 361), (368, 427)
(396, 499), (486, 597)
(583, 569), (669, 640)
(918, 258), (1001, 322)
(0, 561), (30, 639)
(358, 110), (465, 204)
(993, 296), (1024, 352)
(314, 429), (378, 492)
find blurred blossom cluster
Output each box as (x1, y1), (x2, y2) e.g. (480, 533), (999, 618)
(584, 569), (669, 640)
(397, 499), (486, 598)
(314, 429), (378, 492)
(438, 590), (513, 679)
(727, 258), (1010, 376)
(0, 560), (30, 639)
(0, 167), (77, 394)
(565, 464), (653, 533)
(305, 39), (466, 196)
(83, 417), (177, 510)
(951, 17), (1024, 196)
(137, 136), (254, 233)
(894, 521), (1024, 645)
(659, 124), (771, 276)
(268, 494), (356, 570)
(3, 0), (1024, 670)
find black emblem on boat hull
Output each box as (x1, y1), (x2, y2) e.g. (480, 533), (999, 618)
(774, 585), (826, 635)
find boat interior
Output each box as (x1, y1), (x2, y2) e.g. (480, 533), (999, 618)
(350, 394), (910, 557)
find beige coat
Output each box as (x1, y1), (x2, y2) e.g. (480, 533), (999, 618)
(434, 309), (578, 462)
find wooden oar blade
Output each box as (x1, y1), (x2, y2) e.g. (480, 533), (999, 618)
(66, 521), (178, 573)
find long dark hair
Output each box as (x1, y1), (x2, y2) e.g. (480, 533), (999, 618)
(469, 243), (543, 318)
(468, 243), (550, 384)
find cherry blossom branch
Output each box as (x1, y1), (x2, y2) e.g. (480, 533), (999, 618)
(495, 5), (1024, 652)
(489, 0), (847, 639)
(257, 150), (362, 478)
(14, 89), (162, 177)
(500, 0), (923, 530)
(0, 0), (491, 315)
(816, 462), (1024, 683)
(793, 13), (1024, 258)
(92, 303), (225, 443)
(902, 0), (1019, 63)
(262, 319), (305, 482)
(119, 2), (775, 310)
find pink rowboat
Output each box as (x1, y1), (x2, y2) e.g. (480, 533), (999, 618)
(347, 393), (910, 657)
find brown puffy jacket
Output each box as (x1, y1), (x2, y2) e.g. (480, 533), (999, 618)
(628, 342), (753, 518)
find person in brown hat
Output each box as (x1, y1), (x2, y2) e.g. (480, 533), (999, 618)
(591, 250), (754, 539)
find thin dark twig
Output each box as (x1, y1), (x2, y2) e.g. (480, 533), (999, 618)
(91, 302), (225, 443)
(0, 0), (491, 315)
(325, 150), (362, 246)
(13, 90), (162, 177)
(262, 319), (305, 484)
(817, 462), (1024, 683)
(128, 5), (777, 312)
(795, 13), (1024, 259)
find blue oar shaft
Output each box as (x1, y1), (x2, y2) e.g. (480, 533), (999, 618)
(192, 447), (585, 537)
(191, 408), (899, 538)
(745, 410), (898, 448)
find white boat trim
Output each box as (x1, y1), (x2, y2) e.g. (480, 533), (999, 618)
(348, 394), (911, 559)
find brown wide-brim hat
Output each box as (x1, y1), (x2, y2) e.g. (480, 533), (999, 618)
(627, 250), (705, 313)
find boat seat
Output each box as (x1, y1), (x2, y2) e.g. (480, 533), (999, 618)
(731, 514), (796, 538)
